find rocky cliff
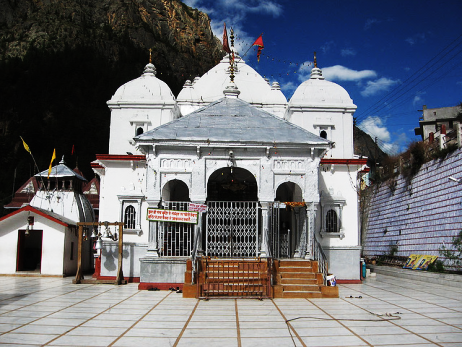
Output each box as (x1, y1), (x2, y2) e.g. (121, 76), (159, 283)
(0, 0), (223, 213)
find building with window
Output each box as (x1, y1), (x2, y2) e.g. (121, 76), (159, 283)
(93, 50), (367, 297)
(0, 158), (95, 276)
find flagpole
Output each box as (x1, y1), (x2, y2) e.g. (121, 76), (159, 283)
(20, 136), (49, 195)
(242, 33), (263, 59)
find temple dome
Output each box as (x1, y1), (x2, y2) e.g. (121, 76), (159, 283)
(108, 63), (175, 106)
(178, 54), (286, 106)
(289, 67), (356, 108)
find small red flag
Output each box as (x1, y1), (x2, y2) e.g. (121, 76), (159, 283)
(252, 34), (264, 62)
(71, 144), (75, 155)
(223, 23), (231, 54)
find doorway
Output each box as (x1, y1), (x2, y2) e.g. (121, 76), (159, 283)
(271, 182), (304, 258)
(17, 230), (43, 272)
(206, 167), (259, 257)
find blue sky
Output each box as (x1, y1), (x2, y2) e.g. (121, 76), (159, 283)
(183, 0), (462, 155)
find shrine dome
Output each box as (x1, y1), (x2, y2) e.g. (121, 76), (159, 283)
(289, 67), (356, 109)
(108, 63), (175, 106)
(177, 54), (287, 106)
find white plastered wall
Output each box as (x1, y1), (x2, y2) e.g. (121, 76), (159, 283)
(0, 213), (66, 275)
(287, 108), (354, 159)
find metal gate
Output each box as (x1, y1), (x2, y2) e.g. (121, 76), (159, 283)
(159, 201), (194, 257)
(206, 201), (258, 257)
(269, 202), (290, 258)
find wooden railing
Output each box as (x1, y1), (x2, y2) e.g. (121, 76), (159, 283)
(197, 258), (272, 299)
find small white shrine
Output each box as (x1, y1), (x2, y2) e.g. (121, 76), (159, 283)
(0, 158), (95, 276)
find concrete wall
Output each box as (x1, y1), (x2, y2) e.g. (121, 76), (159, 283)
(363, 148), (462, 265)
(99, 241), (147, 278)
(0, 214), (66, 275)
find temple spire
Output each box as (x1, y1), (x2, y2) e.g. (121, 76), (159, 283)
(149, 48), (152, 64)
(229, 28), (235, 83)
(314, 51), (317, 68)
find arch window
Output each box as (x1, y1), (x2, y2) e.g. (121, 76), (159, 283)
(320, 130), (327, 139)
(136, 127), (144, 136)
(320, 190), (345, 239)
(325, 209), (338, 232)
(124, 205), (136, 229)
(118, 194), (143, 235)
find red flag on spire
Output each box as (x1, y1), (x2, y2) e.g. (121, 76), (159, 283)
(252, 34), (264, 62)
(223, 23), (231, 54)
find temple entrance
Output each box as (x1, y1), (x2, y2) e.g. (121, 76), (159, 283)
(206, 167), (259, 257)
(270, 182), (305, 259)
(159, 180), (193, 257)
(17, 230), (43, 272)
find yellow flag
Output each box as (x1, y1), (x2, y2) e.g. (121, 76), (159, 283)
(48, 149), (56, 179)
(20, 136), (31, 154)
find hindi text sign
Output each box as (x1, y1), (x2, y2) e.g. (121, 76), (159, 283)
(147, 208), (198, 224)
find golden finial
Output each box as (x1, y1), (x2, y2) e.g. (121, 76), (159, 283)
(230, 27), (234, 48)
(229, 28), (235, 83)
(149, 48), (152, 64)
(314, 51), (317, 68)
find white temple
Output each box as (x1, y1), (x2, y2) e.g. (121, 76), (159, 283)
(93, 43), (367, 296)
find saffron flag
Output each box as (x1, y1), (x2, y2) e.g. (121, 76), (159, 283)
(48, 148), (56, 179)
(20, 136), (31, 154)
(71, 144), (75, 155)
(223, 23), (231, 54)
(252, 34), (264, 62)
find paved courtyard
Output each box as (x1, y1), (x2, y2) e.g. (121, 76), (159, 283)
(0, 273), (461, 347)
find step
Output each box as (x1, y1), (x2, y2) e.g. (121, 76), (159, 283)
(280, 272), (316, 279)
(205, 277), (264, 283)
(280, 278), (318, 285)
(278, 260), (314, 267)
(277, 266), (314, 273)
(282, 284), (320, 292)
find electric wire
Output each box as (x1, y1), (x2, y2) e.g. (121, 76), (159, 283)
(355, 33), (462, 123)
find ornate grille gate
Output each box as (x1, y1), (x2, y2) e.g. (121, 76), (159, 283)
(206, 201), (258, 257)
(269, 202), (290, 258)
(158, 201), (194, 257)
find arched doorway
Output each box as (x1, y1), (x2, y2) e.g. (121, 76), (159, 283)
(162, 179), (190, 202)
(207, 167), (257, 201)
(271, 182), (304, 258)
(205, 167), (259, 257)
(159, 179), (192, 257)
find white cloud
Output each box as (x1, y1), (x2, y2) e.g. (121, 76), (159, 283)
(405, 33), (426, 45)
(341, 48), (356, 57)
(360, 77), (400, 97)
(322, 65), (377, 82)
(191, 0), (283, 54)
(321, 40), (335, 54)
(280, 81), (297, 95)
(359, 116), (409, 154)
(360, 116), (391, 143)
(217, 0), (283, 17)
(364, 18), (381, 30)
(412, 92), (426, 107)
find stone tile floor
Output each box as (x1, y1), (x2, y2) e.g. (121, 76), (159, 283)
(0, 274), (461, 346)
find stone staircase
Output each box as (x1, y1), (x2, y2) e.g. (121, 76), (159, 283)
(194, 258), (272, 299)
(273, 259), (338, 298)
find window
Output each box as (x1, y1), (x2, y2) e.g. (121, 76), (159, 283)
(136, 127), (144, 136)
(118, 194), (144, 235)
(325, 209), (338, 232)
(320, 190), (345, 239)
(124, 206), (136, 229)
(320, 130), (327, 139)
